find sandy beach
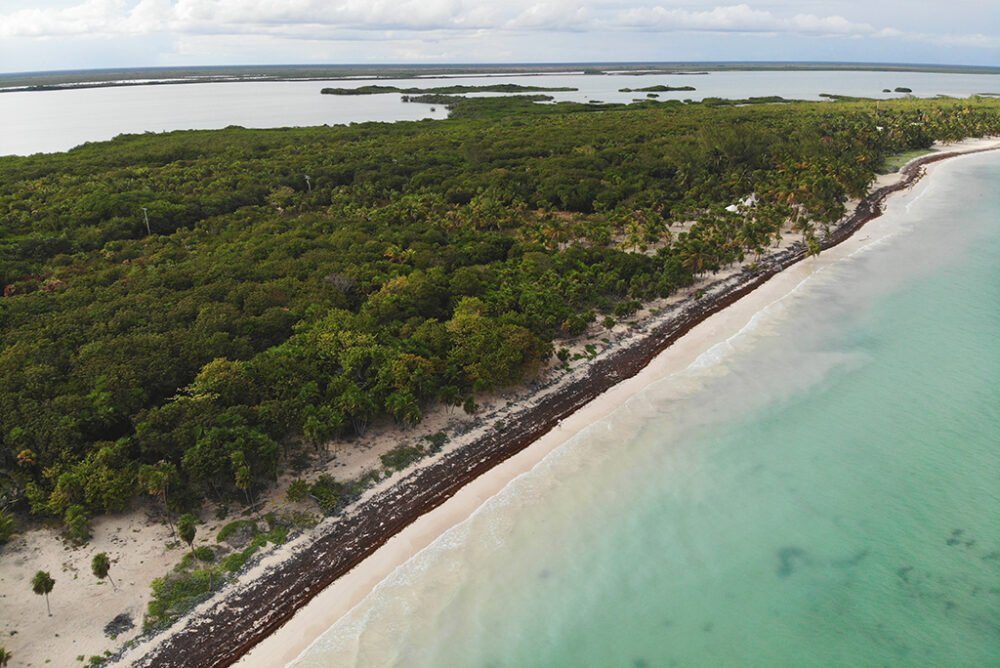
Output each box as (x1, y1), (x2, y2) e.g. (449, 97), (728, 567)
(2, 137), (996, 668)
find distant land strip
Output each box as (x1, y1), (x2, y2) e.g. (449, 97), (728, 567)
(2, 61), (998, 92)
(618, 85), (697, 92)
(320, 84), (578, 95)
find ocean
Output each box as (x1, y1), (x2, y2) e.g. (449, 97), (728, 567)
(291, 151), (1000, 667)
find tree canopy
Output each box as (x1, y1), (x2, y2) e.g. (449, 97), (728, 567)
(2, 94), (998, 529)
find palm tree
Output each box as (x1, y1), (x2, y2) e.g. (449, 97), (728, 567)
(230, 451), (255, 512)
(137, 461), (177, 536)
(91, 552), (116, 591)
(0, 646), (12, 666)
(32, 570), (55, 615)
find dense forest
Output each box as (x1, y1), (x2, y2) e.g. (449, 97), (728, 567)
(2, 95), (998, 537)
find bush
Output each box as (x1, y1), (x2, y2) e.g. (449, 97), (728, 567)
(286, 479), (309, 503)
(176, 546), (215, 571)
(424, 432), (448, 453)
(221, 550), (252, 573)
(216, 519), (258, 545)
(343, 469), (381, 498)
(0, 509), (16, 543)
(380, 444), (425, 471)
(193, 545), (215, 562)
(64, 504), (91, 544)
(145, 570), (214, 630)
(308, 475), (343, 514)
(219, 525), (287, 573)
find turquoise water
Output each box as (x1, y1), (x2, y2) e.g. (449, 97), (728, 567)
(295, 152), (1000, 667)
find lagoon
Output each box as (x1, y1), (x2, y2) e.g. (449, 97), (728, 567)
(2, 69), (998, 156)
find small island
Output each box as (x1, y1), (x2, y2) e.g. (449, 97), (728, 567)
(321, 84), (577, 95)
(618, 85), (697, 92)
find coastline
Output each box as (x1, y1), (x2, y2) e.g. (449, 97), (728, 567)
(105, 138), (998, 668)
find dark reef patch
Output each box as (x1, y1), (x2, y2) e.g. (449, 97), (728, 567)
(776, 547), (807, 577)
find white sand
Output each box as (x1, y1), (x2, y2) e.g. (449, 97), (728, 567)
(1, 511), (184, 666)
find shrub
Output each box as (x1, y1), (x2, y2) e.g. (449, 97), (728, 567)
(64, 504), (91, 544)
(424, 432), (448, 453)
(308, 475), (343, 514)
(286, 479), (309, 503)
(380, 444), (425, 471)
(0, 509), (16, 543)
(216, 519), (258, 545)
(193, 546), (215, 562)
(145, 570), (214, 630)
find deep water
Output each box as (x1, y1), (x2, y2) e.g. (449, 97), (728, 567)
(294, 152), (1000, 668)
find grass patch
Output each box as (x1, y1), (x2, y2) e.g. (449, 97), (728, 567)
(380, 444), (425, 471)
(879, 147), (935, 173)
(145, 569), (214, 630)
(216, 519), (258, 544)
(145, 521), (289, 630)
(177, 545), (217, 570)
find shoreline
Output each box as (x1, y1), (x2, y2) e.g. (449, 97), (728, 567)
(110, 140), (998, 668)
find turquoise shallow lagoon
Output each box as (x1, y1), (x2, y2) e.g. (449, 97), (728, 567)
(295, 152), (1000, 667)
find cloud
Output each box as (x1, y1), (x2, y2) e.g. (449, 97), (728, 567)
(0, 0), (995, 57)
(614, 4), (875, 36)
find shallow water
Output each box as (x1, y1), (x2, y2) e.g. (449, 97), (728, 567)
(2, 69), (998, 155)
(293, 152), (1000, 667)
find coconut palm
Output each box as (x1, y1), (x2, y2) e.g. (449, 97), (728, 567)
(91, 552), (116, 591)
(137, 461), (177, 536)
(31, 570), (55, 615)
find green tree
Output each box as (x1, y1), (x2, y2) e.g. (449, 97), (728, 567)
(0, 509), (15, 544)
(32, 570), (55, 615)
(63, 504), (91, 544)
(0, 646), (11, 667)
(230, 451), (255, 512)
(91, 552), (116, 591)
(137, 461), (178, 536)
(177, 514), (197, 558)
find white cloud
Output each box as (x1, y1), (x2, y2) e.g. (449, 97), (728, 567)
(0, 0), (995, 61)
(614, 4), (874, 36)
(506, 1), (592, 30)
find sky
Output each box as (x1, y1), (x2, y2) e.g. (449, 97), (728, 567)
(0, 1), (997, 74)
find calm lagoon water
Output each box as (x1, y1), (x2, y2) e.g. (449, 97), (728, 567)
(2, 69), (998, 156)
(292, 151), (1000, 667)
